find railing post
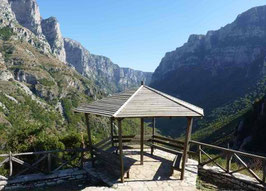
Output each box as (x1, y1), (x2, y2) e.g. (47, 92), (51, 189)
(151, 118), (155, 156)
(263, 160), (266, 183)
(47, 153), (51, 173)
(198, 145), (202, 165)
(9, 151), (12, 177)
(80, 143), (84, 168)
(226, 144), (232, 173)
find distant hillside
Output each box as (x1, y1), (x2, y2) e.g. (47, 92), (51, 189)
(64, 38), (152, 93)
(0, 0), (143, 154)
(150, 5), (266, 139)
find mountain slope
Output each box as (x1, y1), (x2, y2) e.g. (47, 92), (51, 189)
(150, 5), (266, 138)
(64, 38), (152, 93)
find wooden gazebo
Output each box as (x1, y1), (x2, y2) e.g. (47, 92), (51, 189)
(74, 83), (204, 182)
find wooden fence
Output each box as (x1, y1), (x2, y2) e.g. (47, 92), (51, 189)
(190, 140), (266, 184)
(0, 148), (89, 178)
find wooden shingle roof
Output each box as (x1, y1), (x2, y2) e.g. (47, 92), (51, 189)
(74, 85), (204, 118)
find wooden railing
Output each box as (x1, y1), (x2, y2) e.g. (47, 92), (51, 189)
(0, 148), (89, 178)
(190, 140), (266, 184)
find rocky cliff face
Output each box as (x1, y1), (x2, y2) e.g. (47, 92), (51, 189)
(7, 0), (66, 62)
(41, 17), (66, 63)
(232, 97), (266, 154)
(8, 0), (43, 36)
(4, 0), (151, 92)
(64, 38), (152, 93)
(151, 5), (266, 113)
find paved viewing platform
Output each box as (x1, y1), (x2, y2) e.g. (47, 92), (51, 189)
(83, 148), (198, 191)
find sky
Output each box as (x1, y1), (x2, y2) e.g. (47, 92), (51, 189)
(37, 0), (266, 72)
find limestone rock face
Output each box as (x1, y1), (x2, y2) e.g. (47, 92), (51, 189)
(0, 0), (51, 54)
(64, 38), (152, 93)
(8, 0), (42, 36)
(151, 5), (266, 112)
(0, 70), (13, 81)
(41, 17), (66, 63)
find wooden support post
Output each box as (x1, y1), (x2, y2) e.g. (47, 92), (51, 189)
(47, 153), (51, 173)
(85, 113), (94, 167)
(198, 145), (202, 165)
(151, 118), (155, 156)
(181, 117), (193, 180)
(9, 151), (12, 177)
(226, 152), (232, 173)
(226, 144), (232, 173)
(140, 118), (144, 165)
(263, 160), (266, 183)
(110, 118), (114, 147)
(118, 119), (124, 183)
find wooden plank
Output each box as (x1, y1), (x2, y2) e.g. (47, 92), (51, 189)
(12, 156), (45, 174)
(118, 119), (124, 183)
(263, 160), (266, 183)
(200, 149), (226, 172)
(94, 137), (112, 148)
(9, 152), (12, 177)
(198, 145), (202, 165)
(200, 154), (223, 166)
(149, 144), (182, 155)
(0, 157), (9, 167)
(140, 118), (144, 165)
(234, 154), (262, 183)
(190, 140), (266, 160)
(16, 154), (47, 176)
(111, 118), (114, 147)
(181, 117), (193, 180)
(153, 135), (184, 145)
(151, 118), (155, 155)
(52, 154), (78, 172)
(152, 139), (184, 150)
(48, 153), (51, 173)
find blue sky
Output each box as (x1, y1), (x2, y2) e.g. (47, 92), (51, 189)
(38, 0), (266, 72)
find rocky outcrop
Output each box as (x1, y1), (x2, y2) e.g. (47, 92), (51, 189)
(64, 38), (152, 93)
(41, 17), (66, 63)
(8, 0), (42, 36)
(0, 0), (51, 54)
(151, 5), (266, 112)
(232, 96), (266, 154)
(0, 70), (13, 81)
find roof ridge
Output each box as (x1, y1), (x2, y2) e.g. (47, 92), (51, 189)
(113, 85), (144, 117)
(144, 85), (204, 116)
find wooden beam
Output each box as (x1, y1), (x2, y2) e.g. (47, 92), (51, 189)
(85, 113), (94, 167)
(110, 118), (114, 147)
(118, 119), (124, 183)
(181, 117), (193, 180)
(140, 118), (144, 165)
(9, 151), (12, 177)
(151, 118), (155, 155)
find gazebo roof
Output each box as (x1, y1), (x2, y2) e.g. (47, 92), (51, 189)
(74, 85), (204, 118)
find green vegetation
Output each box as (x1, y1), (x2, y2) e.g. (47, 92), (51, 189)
(192, 75), (266, 147)
(39, 78), (55, 87)
(0, 27), (13, 41)
(0, 42), (15, 62)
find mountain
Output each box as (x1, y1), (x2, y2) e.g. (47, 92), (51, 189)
(64, 38), (152, 93)
(150, 5), (266, 138)
(7, 0), (152, 93)
(0, 0), (144, 154)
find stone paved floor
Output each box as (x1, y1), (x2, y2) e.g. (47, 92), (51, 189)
(83, 148), (198, 191)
